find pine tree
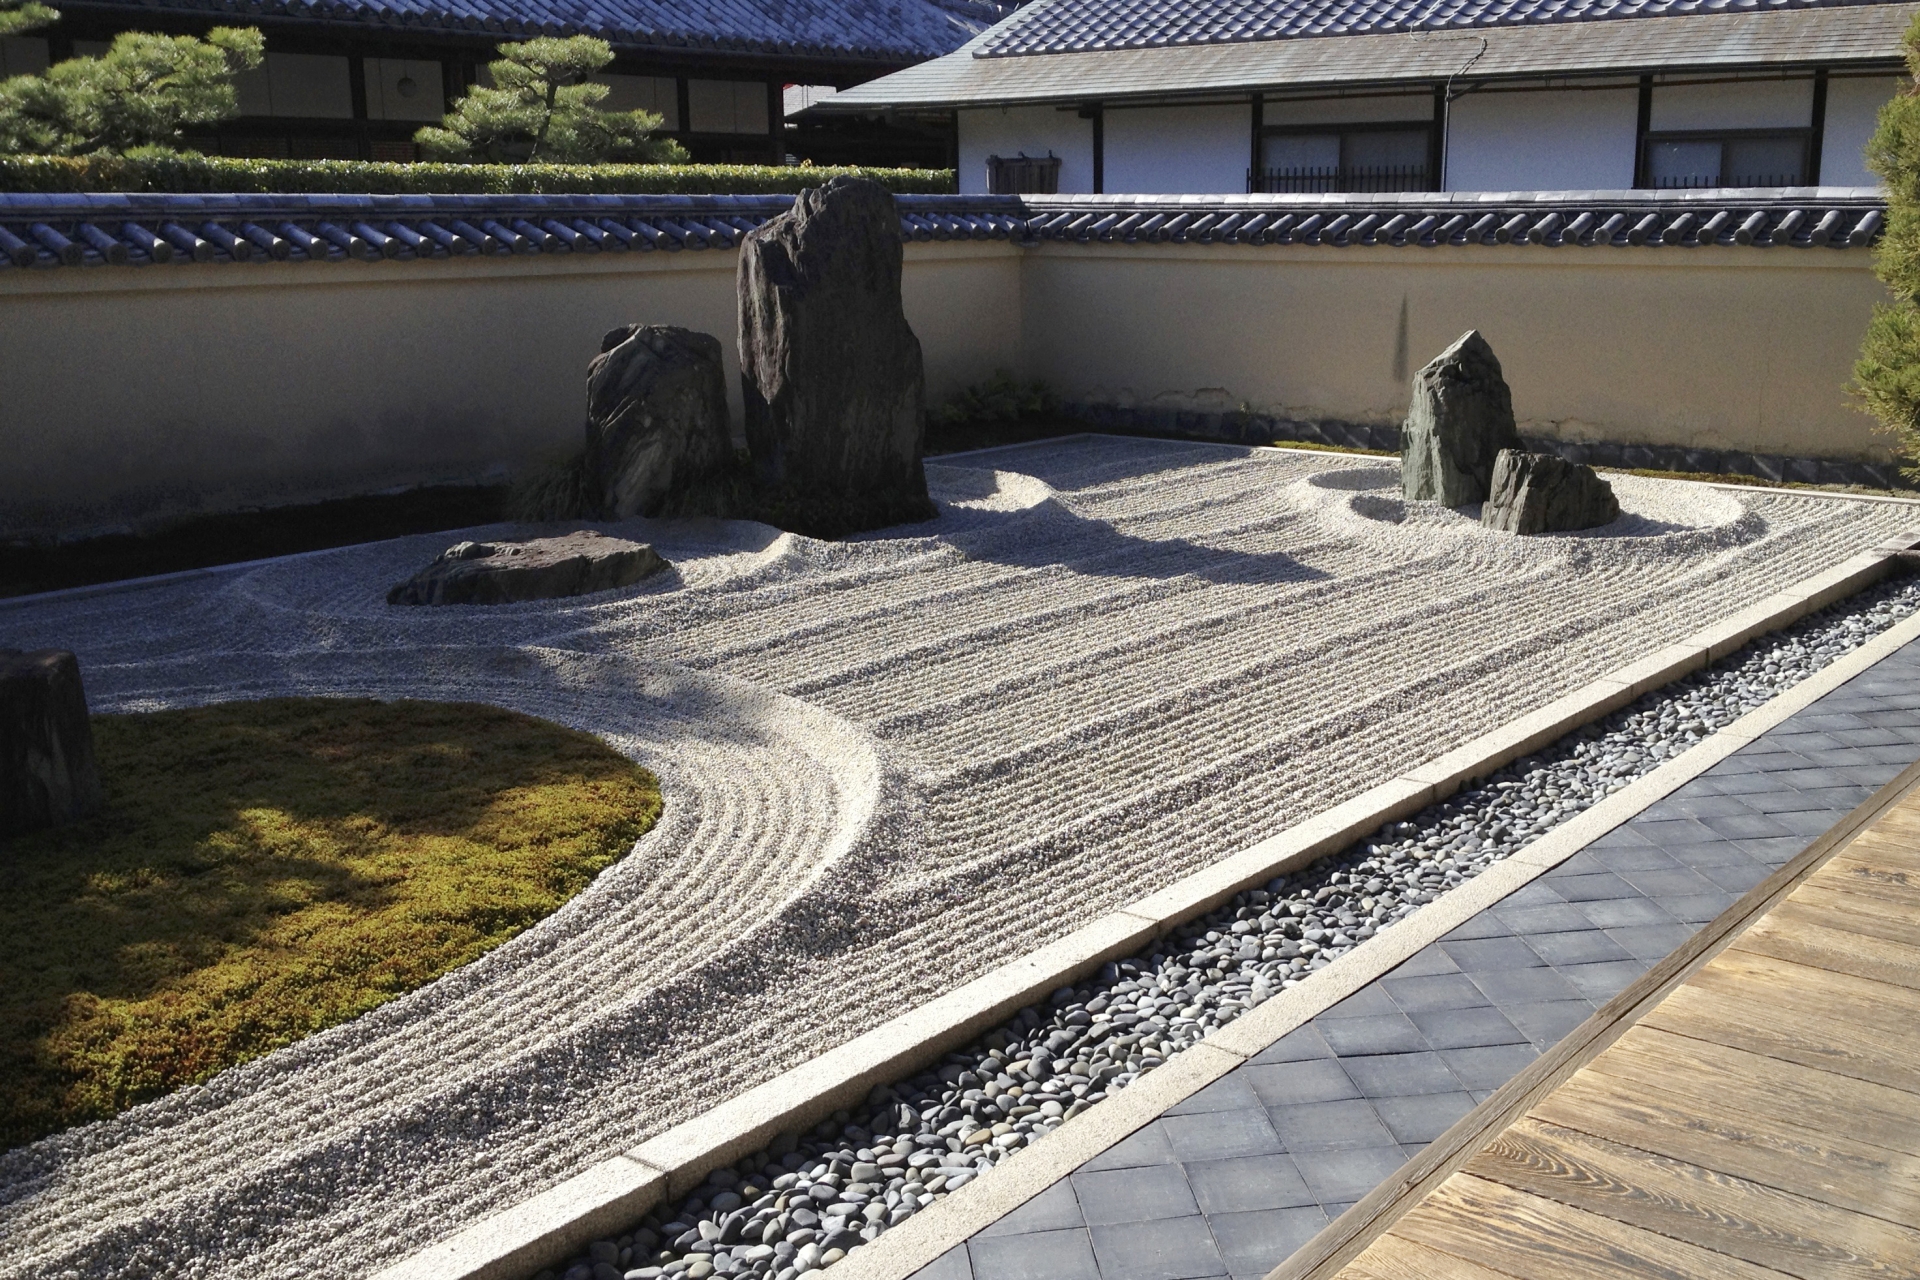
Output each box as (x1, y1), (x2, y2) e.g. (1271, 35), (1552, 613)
(415, 36), (687, 164)
(0, 26), (264, 155)
(1854, 17), (1920, 475)
(0, 0), (57, 38)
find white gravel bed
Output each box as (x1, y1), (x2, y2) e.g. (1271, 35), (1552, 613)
(0, 437), (1913, 1280)
(546, 570), (1920, 1280)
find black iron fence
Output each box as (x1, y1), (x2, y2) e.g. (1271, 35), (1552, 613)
(1652, 172), (1804, 190)
(1247, 164), (1429, 194)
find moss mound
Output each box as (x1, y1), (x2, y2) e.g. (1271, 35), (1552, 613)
(0, 697), (660, 1150)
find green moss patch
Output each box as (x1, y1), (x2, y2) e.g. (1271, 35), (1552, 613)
(0, 697), (660, 1150)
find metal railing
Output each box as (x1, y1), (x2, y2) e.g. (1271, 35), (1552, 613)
(1248, 164), (1429, 194)
(1653, 172), (1804, 190)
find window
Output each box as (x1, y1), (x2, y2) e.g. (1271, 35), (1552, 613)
(1253, 125), (1432, 193)
(987, 152), (1061, 194)
(592, 74), (679, 130)
(232, 53), (354, 120)
(364, 58), (444, 123)
(1643, 130), (1809, 188)
(687, 80), (769, 135)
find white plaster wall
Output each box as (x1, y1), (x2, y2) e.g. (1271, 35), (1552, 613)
(1649, 76), (1814, 130)
(1103, 103), (1252, 195)
(1822, 75), (1903, 188)
(957, 105), (1095, 194)
(1264, 93), (1434, 125)
(1445, 86), (1640, 191)
(0, 242), (1023, 538)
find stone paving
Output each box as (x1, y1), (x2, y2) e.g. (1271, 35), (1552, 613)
(909, 634), (1920, 1280)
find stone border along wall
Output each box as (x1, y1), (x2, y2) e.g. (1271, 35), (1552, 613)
(375, 529), (1920, 1280)
(1065, 406), (1907, 491)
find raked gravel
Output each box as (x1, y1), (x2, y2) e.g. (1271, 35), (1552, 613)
(0, 437), (1915, 1280)
(541, 571), (1920, 1280)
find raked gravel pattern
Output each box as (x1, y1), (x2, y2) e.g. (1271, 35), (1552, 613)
(0, 437), (1916, 1280)
(540, 572), (1920, 1280)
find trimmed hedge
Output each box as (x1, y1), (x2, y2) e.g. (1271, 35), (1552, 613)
(0, 155), (956, 195)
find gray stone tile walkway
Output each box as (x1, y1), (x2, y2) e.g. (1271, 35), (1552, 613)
(910, 636), (1920, 1280)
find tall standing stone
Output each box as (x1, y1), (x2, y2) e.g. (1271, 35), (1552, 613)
(584, 324), (734, 519)
(1401, 330), (1523, 506)
(1481, 449), (1621, 534)
(736, 177), (928, 501)
(1, 649), (104, 838)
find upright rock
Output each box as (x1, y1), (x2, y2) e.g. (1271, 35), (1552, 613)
(1482, 449), (1621, 534)
(584, 324), (733, 519)
(737, 177), (929, 502)
(1, 649), (104, 838)
(1401, 330), (1522, 506)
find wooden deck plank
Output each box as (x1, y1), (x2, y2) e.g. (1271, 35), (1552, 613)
(1469, 1117), (1920, 1280)
(1388, 1174), (1796, 1280)
(1733, 910), (1920, 992)
(1776, 884), (1920, 948)
(1343, 1234), (1524, 1280)
(1825, 853), (1920, 905)
(1530, 1074), (1920, 1232)
(1583, 1026), (1920, 1160)
(1643, 958), (1920, 1095)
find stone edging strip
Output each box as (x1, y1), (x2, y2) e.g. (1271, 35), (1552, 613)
(374, 538), (1920, 1280)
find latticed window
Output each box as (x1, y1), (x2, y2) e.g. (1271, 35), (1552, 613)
(987, 153), (1062, 194)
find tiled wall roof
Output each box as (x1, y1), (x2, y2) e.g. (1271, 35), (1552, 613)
(976, 0), (1906, 56)
(0, 190), (1882, 269)
(55, 0), (1007, 62)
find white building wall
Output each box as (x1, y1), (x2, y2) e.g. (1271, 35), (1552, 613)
(1648, 76), (1813, 130)
(1822, 75), (1903, 187)
(958, 104), (1095, 194)
(1103, 104), (1252, 195)
(1445, 86), (1639, 191)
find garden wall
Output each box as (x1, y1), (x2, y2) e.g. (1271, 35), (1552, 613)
(1021, 240), (1889, 463)
(0, 241), (1023, 538)
(0, 192), (1895, 539)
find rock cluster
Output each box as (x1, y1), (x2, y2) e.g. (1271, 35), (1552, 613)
(737, 177), (930, 503)
(1400, 330), (1521, 506)
(387, 531), (666, 606)
(1481, 448), (1621, 534)
(0, 648), (104, 838)
(542, 573), (1920, 1280)
(585, 325), (734, 519)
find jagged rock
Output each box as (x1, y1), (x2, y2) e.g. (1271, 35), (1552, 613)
(737, 176), (929, 503)
(1482, 449), (1622, 534)
(1, 648), (104, 838)
(1401, 330), (1522, 506)
(584, 324), (734, 519)
(387, 531), (666, 605)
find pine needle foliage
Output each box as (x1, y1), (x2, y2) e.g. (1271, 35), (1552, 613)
(1855, 17), (1920, 477)
(416, 36), (686, 164)
(0, 0), (56, 39)
(0, 697), (660, 1150)
(0, 26), (263, 156)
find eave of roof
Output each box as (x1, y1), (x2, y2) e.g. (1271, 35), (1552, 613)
(51, 0), (1003, 66)
(824, 2), (1917, 110)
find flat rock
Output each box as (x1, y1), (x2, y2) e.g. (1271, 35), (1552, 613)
(584, 324), (734, 519)
(1, 648), (104, 838)
(1401, 329), (1522, 506)
(1482, 448), (1621, 534)
(387, 531), (667, 606)
(737, 176), (928, 502)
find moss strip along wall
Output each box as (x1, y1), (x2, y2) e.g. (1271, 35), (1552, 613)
(0, 207), (1894, 538)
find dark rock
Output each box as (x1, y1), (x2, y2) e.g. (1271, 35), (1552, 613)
(584, 324), (734, 519)
(1481, 450), (1621, 534)
(1400, 330), (1522, 505)
(737, 177), (929, 503)
(387, 531), (666, 605)
(1, 648), (104, 838)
